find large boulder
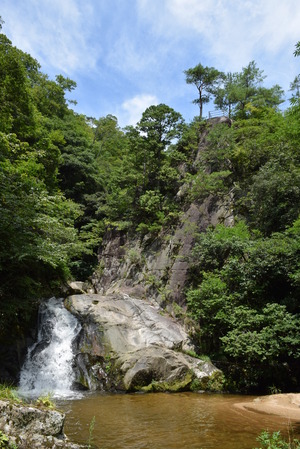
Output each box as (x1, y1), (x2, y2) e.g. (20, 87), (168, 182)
(0, 400), (85, 448)
(66, 293), (224, 393)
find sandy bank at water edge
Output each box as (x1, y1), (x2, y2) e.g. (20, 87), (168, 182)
(235, 394), (300, 421)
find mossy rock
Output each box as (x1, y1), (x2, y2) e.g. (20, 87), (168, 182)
(190, 371), (225, 392)
(134, 371), (194, 393)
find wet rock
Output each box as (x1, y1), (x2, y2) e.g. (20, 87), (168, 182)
(67, 293), (223, 393)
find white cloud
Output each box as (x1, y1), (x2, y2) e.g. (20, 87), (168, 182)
(106, 34), (157, 74)
(1, 0), (100, 75)
(137, 0), (300, 71)
(119, 94), (158, 127)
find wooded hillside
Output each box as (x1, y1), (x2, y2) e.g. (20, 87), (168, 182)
(0, 21), (299, 392)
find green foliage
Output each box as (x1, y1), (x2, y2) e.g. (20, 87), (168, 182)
(188, 169), (232, 200)
(289, 75), (300, 103)
(136, 103), (184, 193)
(254, 431), (300, 449)
(0, 30), (189, 339)
(187, 221), (300, 392)
(171, 302), (185, 320)
(139, 190), (163, 215)
(0, 29), (96, 339)
(192, 104), (299, 239)
(294, 41), (300, 57)
(190, 370), (225, 392)
(0, 384), (21, 403)
(137, 371), (194, 393)
(0, 34), (36, 139)
(184, 63), (224, 117)
(189, 221), (250, 273)
(214, 61), (284, 119)
(201, 122), (235, 172)
(100, 104), (185, 234)
(0, 431), (17, 449)
(221, 303), (300, 363)
(0, 432), (9, 449)
(127, 248), (142, 265)
(35, 393), (55, 409)
(248, 155), (300, 234)
(138, 103), (184, 146)
(87, 416), (96, 449)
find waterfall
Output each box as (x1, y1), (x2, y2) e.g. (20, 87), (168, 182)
(19, 297), (81, 399)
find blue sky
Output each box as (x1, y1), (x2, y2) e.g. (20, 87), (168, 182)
(1, 0), (300, 127)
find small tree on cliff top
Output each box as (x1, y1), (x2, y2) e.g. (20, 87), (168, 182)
(184, 63), (224, 118)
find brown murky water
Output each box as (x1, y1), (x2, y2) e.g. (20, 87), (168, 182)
(59, 392), (300, 449)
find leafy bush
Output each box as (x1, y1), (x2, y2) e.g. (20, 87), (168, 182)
(254, 431), (300, 449)
(35, 393), (55, 409)
(0, 384), (21, 403)
(187, 221), (300, 392)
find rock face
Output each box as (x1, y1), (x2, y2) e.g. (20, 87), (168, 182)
(0, 400), (84, 448)
(91, 197), (234, 307)
(91, 116), (234, 307)
(67, 293), (223, 393)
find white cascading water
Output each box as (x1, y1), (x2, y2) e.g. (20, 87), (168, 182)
(19, 297), (81, 399)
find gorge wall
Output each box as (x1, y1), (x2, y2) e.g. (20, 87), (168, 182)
(91, 117), (233, 310)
